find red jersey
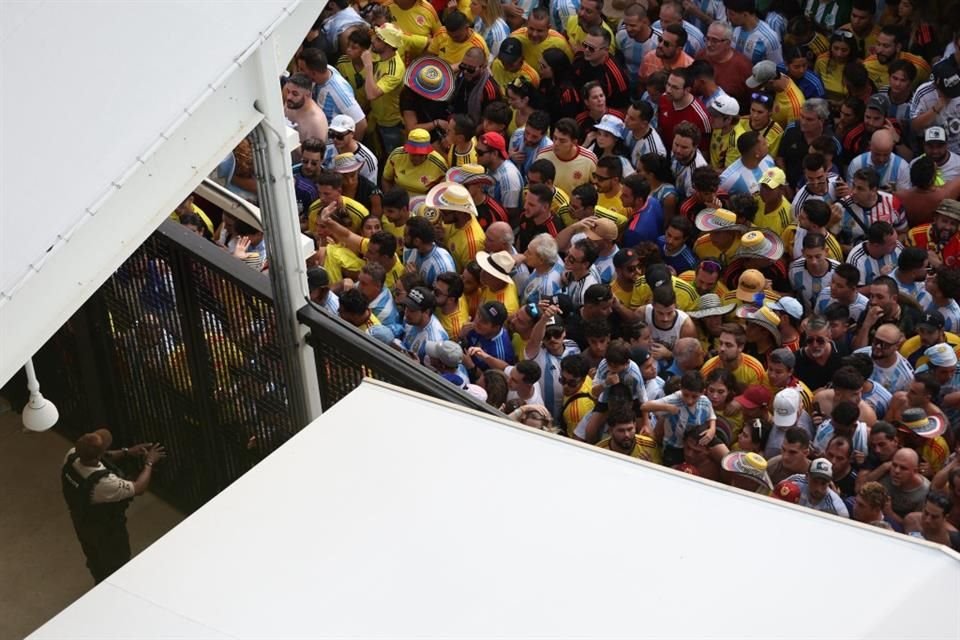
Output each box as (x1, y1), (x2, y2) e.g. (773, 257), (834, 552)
(907, 223), (960, 268)
(658, 95), (711, 154)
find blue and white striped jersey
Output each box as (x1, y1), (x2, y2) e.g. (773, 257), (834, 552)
(846, 152), (912, 192)
(788, 474), (849, 516)
(404, 244), (457, 287)
(672, 150), (708, 200)
(657, 390), (716, 449)
(791, 175), (840, 212)
(627, 126), (668, 167)
(615, 25), (661, 85)
(595, 359), (647, 405)
(475, 16), (510, 58)
(509, 128), (552, 176)
(813, 419), (869, 456)
(764, 11), (788, 39)
(321, 292), (340, 314)
(814, 287), (869, 321)
(910, 80), (960, 154)
(403, 315), (449, 361)
(370, 287), (403, 337)
(846, 241), (903, 286)
(853, 347), (915, 394)
(732, 20), (783, 64)
(862, 383), (892, 419)
(593, 246), (619, 284)
(890, 269), (932, 308)
(930, 299), (960, 333)
(531, 340), (581, 420)
(564, 265), (603, 308)
(718, 155), (777, 196)
(789, 257), (839, 311)
(488, 159), (525, 209)
(685, 0), (727, 32)
(521, 261), (564, 304)
(550, 0), (579, 32)
(312, 67), (365, 125)
(838, 192), (907, 245)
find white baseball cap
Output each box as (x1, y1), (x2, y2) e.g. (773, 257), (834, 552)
(710, 93), (740, 117)
(772, 387), (801, 427)
(329, 114), (356, 133)
(925, 126), (947, 143)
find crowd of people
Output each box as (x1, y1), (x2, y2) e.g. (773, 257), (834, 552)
(182, 0), (960, 549)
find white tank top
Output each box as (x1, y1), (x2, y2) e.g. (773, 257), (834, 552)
(643, 306), (689, 351)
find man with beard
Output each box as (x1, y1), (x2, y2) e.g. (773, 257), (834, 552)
(863, 24), (931, 90)
(794, 315), (843, 391)
(565, 0), (614, 54)
(856, 322), (915, 395)
(696, 20), (752, 110)
(449, 47), (502, 123)
(852, 275), (923, 350)
(791, 457), (849, 517)
(671, 123), (709, 201)
(907, 199), (960, 270)
(595, 408), (662, 463)
(701, 322), (767, 389)
(616, 3), (661, 93)
(295, 138), (322, 223)
(912, 127), (960, 183)
(283, 73), (328, 143)
(836, 169), (907, 249)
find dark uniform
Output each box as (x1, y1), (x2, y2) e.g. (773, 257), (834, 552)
(61, 451), (134, 583)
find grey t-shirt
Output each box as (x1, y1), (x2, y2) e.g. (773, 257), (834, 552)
(881, 475), (930, 517)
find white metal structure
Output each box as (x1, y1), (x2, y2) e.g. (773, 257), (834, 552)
(30, 380), (960, 639)
(0, 0), (323, 393)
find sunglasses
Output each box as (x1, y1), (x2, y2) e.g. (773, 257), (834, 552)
(559, 374), (580, 386)
(751, 92), (773, 105)
(592, 173), (612, 182)
(583, 42), (600, 52)
(330, 131), (350, 140)
(699, 260), (722, 274)
(833, 29), (855, 39)
(460, 64), (477, 74)
(873, 338), (897, 348)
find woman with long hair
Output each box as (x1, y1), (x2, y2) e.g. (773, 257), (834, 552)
(815, 29), (859, 105)
(636, 153), (678, 221)
(469, 0), (510, 58)
(892, 0), (940, 60)
(505, 77), (539, 138)
(537, 47), (580, 126)
(587, 114), (635, 177)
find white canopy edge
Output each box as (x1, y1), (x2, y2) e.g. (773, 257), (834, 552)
(29, 380), (960, 639)
(0, 0), (324, 387)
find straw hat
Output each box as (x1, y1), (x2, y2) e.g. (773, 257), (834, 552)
(404, 56), (455, 101)
(409, 195), (439, 223)
(735, 229), (784, 261)
(374, 23), (404, 49)
(695, 208), (744, 233)
(425, 181), (478, 217)
(687, 293), (736, 318)
(736, 304), (782, 344)
(721, 451), (774, 490)
(475, 250), (516, 284)
(446, 164), (494, 188)
(331, 152), (363, 174)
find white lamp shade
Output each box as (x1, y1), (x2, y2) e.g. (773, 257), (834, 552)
(22, 395), (59, 432)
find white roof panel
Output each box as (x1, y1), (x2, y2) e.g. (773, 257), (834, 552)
(29, 380), (960, 639)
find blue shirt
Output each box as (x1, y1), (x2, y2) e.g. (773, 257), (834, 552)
(370, 287), (403, 337)
(403, 315), (449, 361)
(657, 237), (698, 274)
(658, 390), (715, 449)
(732, 21), (783, 64)
(521, 261), (564, 304)
(509, 128), (552, 176)
(651, 19), (705, 56)
(488, 160), (525, 209)
(404, 244), (457, 287)
(615, 25), (660, 87)
(312, 67), (365, 125)
(718, 155), (777, 196)
(623, 197), (664, 247)
(465, 328), (515, 370)
(776, 64), (825, 99)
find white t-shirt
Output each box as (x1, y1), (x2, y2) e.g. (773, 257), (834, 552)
(63, 449), (136, 504)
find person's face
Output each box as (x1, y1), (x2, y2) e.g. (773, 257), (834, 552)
(560, 368), (585, 396)
(301, 151), (324, 178)
(871, 328), (900, 360)
(345, 41), (365, 61)
(331, 129), (354, 152)
(657, 33), (681, 61)
(706, 381), (729, 408)
(850, 7), (873, 34)
(592, 167), (615, 195)
(653, 302), (676, 327)
(663, 225), (686, 252)
(869, 284), (895, 314)
(804, 328), (830, 358)
(863, 107), (885, 133)
(694, 266), (718, 294)
(870, 433), (898, 461)
(484, 229), (511, 253)
(615, 258), (639, 284)
(341, 169), (359, 192)
(544, 328), (566, 353)
(921, 501), (947, 534)
(888, 69), (911, 97)
(448, 25), (470, 44)
(749, 102), (771, 129)
(586, 86), (606, 112)
(587, 335), (610, 356)
(924, 140), (949, 164)
(460, 53), (484, 80)
(709, 112), (731, 131)
(409, 153), (428, 166)
(680, 388), (701, 408)
(725, 7), (745, 26)
(781, 442), (809, 472)
(595, 129), (617, 153)
(875, 33), (899, 64)
(683, 436), (707, 464)
(671, 135), (695, 163)
(640, 356), (657, 380)
(564, 246), (589, 277)
(371, 35), (388, 55)
(853, 494), (879, 522)
(357, 272), (381, 301)
(523, 192), (549, 219)
(759, 183), (780, 207)
(284, 83), (309, 110)
(583, 35), (607, 64)
(808, 477), (829, 502)
(506, 88), (527, 111)
(461, 269), (479, 294)
(432, 280), (451, 306)
(577, 0), (601, 26)
(933, 212), (960, 238)
(361, 216), (381, 237)
(830, 40), (852, 62)
(870, 144), (892, 169)
(705, 25), (730, 57)
(474, 316), (497, 338)
(888, 451), (915, 486)
(523, 125), (545, 149)
(703, 314), (723, 335)
(567, 195), (589, 221)
(552, 132), (575, 157)
(507, 367), (529, 393)
(624, 106), (646, 133)
(826, 441), (851, 473)
(610, 421), (637, 450)
(403, 305), (426, 326)
(767, 362), (792, 389)
(526, 15), (550, 43)
(317, 184), (341, 206)
(787, 56), (807, 80)
(737, 425), (756, 452)
(907, 380), (930, 406)
(803, 167), (828, 196)
(537, 58), (553, 80)
(828, 319), (850, 341)
(852, 178), (877, 207)
(802, 246), (828, 274)
(717, 332), (741, 362)
(623, 14), (648, 40)
(665, 74), (686, 102)
(799, 110), (823, 138)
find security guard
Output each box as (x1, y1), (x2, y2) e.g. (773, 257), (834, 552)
(61, 428), (165, 583)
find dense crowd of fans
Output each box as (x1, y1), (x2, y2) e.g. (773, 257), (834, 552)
(181, 0), (960, 549)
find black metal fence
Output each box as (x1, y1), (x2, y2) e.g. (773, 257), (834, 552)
(32, 219), (498, 512)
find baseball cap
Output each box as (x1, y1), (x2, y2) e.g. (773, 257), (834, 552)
(925, 126), (947, 143)
(936, 198), (960, 221)
(306, 266), (329, 290)
(329, 114), (356, 133)
(426, 340), (465, 368)
(734, 385), (772, 410)
(866, 93), (891, 114)
(479, 131), (508, 160)
(918, 311), (946, 331)
(644, 263), (671, 289)
(400, 286), (436, 312)
(630, 346), (651, 367)
(498, 37), (523, 64)
(770, 296), (803, 320)
(735, 269), (765, 303)
(808, 457), (833, 481)
(772, 387), (801, 427)
(584, 283), (613, 305)
(925, 342), (959, 368)
(585, 217), (618, 242)
(477, 300), (508, 325)
(758, 167), (786, 190)
(773, 480), (802, 503)
(613, 248), (637, 268)
(404, 128), (433, 155)
(745, 60), (778, 88)
(710, 94), (740, 117)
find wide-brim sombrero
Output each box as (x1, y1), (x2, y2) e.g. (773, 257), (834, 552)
(695, 207), (745, 233)
(735, 229), (784, 261)
(404, 55), (455, 101)
(721, 451), (774, 490)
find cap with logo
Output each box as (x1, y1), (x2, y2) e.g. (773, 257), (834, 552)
(400, 286), (437, 312)
(918, 310), (946, 331)
(329, 114), (356, 133)
(773, 479), (803, 503)
(709, 94), (740, 117)
(477, 300), (508, 324)
(584, 283), (613, 305)
(745, 60), (779, 88)
(808, 457), (834, 481)
(498, 37), (523, 64)
(925, 126), (947, 143)
(866, 93), (891, 114)
(772, 387), (801, 427)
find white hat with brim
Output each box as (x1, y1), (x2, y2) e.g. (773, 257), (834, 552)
(425, 181), (478, 217)
(736, 304), (782, 344)
(696, 208), (745, 233)
(476, 250), (516, 284)
(687, 293), (736, 318)
(735, 229), (784, 261)
(721, 451), (774, 490)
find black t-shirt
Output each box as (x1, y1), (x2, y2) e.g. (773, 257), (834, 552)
(834, 468), (858, 499)
(516, 214), (565, 253)
(794, 347), (844, 391)
(399, 87), (450, 141)
(853, 305), (925, 342)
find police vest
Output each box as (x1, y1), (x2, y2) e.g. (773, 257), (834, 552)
(61, 453), (131, 525)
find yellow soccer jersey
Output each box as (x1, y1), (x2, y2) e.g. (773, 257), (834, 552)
(693, 234), (741, 267)
(629, 275), (699, 312)
(324, 243), (366, 283)
(427, 28), (489, 65)
(678, 270), (731, 299)
(561, 376), (596, 438)
(386, 0), (440, 38)
(564, 16), (615, 53)
(596, 434), (663, 463)
(610, 278), (632, 306)
(864, 52), (930, 89)
(383, 148), (449, 196)
(370, 55), (405, 127)
(336, 55), (368, 110)
(753, 197), (793, 237)
(479, 281), (520, 315)
(701, 354), (768, 389)
(444, 217), (486, 272)
(447, 139), (479, 168)
(710, 127), (741, 170)
(735, 119), (784, 158)
(308, 196), (369, 235)
(511, 27), (574, 68)
(491, 58), (541, 91)
(597, 191), (629, 223)
(437, 296), (471, 339)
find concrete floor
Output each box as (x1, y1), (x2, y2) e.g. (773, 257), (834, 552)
(0, 407), (184, 639)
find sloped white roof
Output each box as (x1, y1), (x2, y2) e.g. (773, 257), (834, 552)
(0, 0), (320, 386)
(30, 380), (960, 639)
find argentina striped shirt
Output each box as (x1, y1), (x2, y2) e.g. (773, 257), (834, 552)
(846, 240), (903, 286)
(732, 20), (783, 64)
(312, 67), (365, 125)
(789, 257), (839, 311)
(404, 244), (457, 287)
(853, 347), (915, 394)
